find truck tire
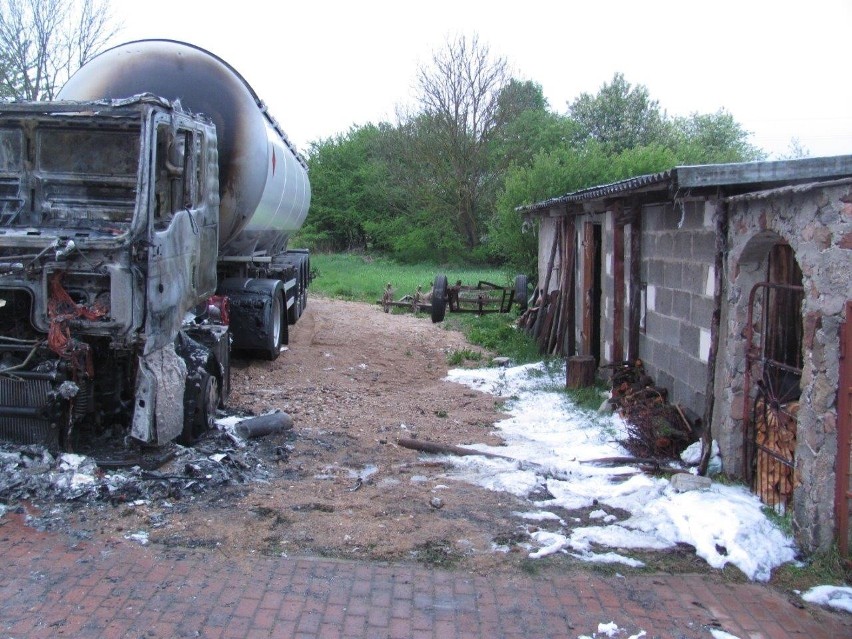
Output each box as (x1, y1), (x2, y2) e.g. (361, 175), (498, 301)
(431, 274), (448, 323)
(264, 288), (285, 360)
(514, 274), (529, 312)
(287, 263), (308, 325)
(220, 278), (286, 358)
(287, 289), (300, 325)
(180, 370), (220, 445)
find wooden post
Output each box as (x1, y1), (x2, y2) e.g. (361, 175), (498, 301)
(612, 203), (625, 364)
(556, 216), (576, 357)
(582, 222), (595, 356)
(539, 290), (560, 351)
(566, 355), (596, 388)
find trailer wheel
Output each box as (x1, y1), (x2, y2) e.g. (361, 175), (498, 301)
(288, 267), (308, 325)
(514, 274), (529, 312)
(287, 290), (300, 325)
(431, 274), (448, 323)
(264, 288), (285, 360)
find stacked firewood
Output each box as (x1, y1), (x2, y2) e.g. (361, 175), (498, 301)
(754, 397), (797, 506)
(607, 360), (697, 459)
(516, 219), (574, 357)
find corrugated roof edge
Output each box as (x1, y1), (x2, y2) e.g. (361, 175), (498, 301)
(516, 154), (852, 214)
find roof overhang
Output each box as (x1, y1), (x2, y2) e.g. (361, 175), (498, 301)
(517, 154), (852, 215)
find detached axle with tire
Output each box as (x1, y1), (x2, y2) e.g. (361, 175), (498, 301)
(429, 273), (529, 323)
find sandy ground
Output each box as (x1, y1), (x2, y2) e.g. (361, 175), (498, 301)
(81, 295), (565, 573)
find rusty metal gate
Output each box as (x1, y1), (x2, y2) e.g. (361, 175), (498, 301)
(836, 301), (851, 556)
(742, 281), (804, 513)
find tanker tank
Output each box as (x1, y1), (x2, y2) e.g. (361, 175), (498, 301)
(58, 39), (310, 258)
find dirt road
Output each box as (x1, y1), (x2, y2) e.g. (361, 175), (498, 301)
(86, 295), (544, 572)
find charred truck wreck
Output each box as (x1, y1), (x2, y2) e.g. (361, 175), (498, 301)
(0, 40), (311, 450)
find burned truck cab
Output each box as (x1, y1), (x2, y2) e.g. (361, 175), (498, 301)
(0, 96), (223, 449)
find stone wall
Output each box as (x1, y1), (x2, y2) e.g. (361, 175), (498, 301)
(714, 179), (852, 552)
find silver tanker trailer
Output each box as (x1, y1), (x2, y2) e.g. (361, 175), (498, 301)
(0, 40), (311, 449)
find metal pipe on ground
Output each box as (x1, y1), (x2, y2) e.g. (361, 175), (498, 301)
(235, 411), (294, 439)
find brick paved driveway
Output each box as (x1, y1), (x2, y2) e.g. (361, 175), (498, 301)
(0, 513), (848, 639)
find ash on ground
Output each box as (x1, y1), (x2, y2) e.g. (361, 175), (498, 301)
(0, 413), (295, 539)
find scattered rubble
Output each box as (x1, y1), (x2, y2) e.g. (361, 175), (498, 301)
(0, 414), (294, 534)
(606, 360), (698, 460)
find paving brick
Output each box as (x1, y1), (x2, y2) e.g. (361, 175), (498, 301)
(343, 615), (370, 637)
(316, 623), (343, 639)
(0, 513), (848, 639)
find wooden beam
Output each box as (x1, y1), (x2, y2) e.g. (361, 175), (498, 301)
(562, 217), (577, 357)
(582, 221), (595, 356)
(612, 203), (625, 364)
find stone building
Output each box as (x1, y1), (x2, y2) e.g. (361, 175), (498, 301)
(518, 155), (852, 554)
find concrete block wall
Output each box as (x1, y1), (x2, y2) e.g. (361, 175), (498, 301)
(638, 201), (716, 418)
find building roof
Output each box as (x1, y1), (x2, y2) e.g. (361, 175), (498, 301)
(517, 154), (852, 214)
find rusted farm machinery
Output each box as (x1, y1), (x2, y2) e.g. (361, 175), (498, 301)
(380, 274), (529, 323)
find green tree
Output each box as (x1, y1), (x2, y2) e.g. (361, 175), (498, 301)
(303, 123), (400, 252)
(670, 109), (764, 164)
(0, 54), (15, 99)
(568, 72), (669, 154)
(489, 80), (580, 171)
(412, 34), (509, 251)
(489, 142), (684, 274)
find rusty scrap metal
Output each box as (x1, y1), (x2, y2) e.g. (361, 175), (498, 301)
(607, 360), (698, 460)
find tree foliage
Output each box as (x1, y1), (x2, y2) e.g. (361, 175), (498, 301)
(670, 109), (764, 164)
(0, 0), (118, 100)
(568, 72), (668, 154)
(411, 34), (508, 250)
(301, 124), (400, 252)
(301, 36), (766, 275)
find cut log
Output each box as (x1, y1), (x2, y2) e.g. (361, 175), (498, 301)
(566, 355), (596, 388)
(397, 438), (580, 481)
(396, 437), (515, 461)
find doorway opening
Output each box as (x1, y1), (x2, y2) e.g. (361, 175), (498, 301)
(743, 243), (803, 513)
(583, 222), (603, 363)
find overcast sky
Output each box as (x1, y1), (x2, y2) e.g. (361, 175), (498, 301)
(109, 0), (851, 159)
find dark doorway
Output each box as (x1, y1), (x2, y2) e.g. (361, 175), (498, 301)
(743, 243), (804, 513)
(592, 224), (602, 363)
(582, 222), (603, 363)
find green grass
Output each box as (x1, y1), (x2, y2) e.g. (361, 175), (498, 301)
(762, 505), (794, 537)
(771, 543), (851, 591)
(443, 312), (542, 364)
(309, 253), (516, 304)
(309, 252), (543, 363)
(446, 348), (483, 366)
(563, 382), (611, 412)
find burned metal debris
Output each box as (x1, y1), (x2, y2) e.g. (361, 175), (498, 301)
(0, 414), (296, 532)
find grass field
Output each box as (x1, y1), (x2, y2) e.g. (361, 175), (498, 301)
(308, 253), (519, 304)
(307, 252), (543, 363)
